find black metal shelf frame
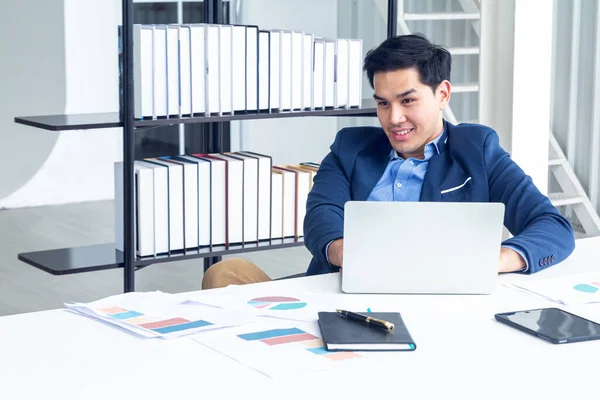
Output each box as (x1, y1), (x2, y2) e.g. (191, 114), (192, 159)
(14, 0), (397, 292)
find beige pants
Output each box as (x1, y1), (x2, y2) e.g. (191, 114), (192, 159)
(201, 257), (272, 290)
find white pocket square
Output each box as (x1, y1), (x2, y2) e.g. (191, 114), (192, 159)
(440, 177), (472, 194)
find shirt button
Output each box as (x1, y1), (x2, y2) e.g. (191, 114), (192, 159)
(396, 183), (402, 188)
(409, 160), (415, 165)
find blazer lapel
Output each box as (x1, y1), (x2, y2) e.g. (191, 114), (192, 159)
(352, 134), (391, 201)
(420, 121), (470, 201)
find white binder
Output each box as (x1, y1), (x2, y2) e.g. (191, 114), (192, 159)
(246, 25), (259, 111)
(204, 25), (221, 115)
(177, 155), (212, 247)
(291, 31), (303, 111)
(114, 161), (155, 257)
(178, 25), (192, 116)
(135, 160), (169, 255)
(279, 31), (292, 111)
(152, 25), (168, 118)
(232, 25), (247, 112)
(258, 30), (270, 111)
(144, 158), (184, 251)
(303, 33), (314, 110)
(133, 25), (153, 119)
(219, 25), (233, 115)
(209, 154), (244, 245)
(335, 38), (350, 108)
(323, 39), (336, 108)
(166, 25), (180, 116)
(348, 39), (363, 108)
(268, 30), (280, 111)
(189, 24), (206, 116)
(312, 39), (325, 110)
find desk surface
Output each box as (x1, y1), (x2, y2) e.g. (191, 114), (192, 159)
(1, 238), (600, 399)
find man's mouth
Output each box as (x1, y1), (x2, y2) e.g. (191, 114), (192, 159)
(391, 127), (414, 140)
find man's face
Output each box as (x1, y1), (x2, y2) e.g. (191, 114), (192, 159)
(373, 68), (450, 159)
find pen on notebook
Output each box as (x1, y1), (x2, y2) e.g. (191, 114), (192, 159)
(336, 309), (395, 331)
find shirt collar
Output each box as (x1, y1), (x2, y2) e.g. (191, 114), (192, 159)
(390, 129), (446, 161)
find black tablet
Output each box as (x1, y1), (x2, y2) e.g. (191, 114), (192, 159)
(495, 307), (600, 344)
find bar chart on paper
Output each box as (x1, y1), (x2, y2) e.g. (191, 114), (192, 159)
(65, 291), (253, 339)
(191, 321), (365, 379)
(238, 327), (360, 361)
(98, 307), (213, 335)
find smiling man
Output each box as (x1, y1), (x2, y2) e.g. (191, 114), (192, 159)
(201, 34), (575, 290)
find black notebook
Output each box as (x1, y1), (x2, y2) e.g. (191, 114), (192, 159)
(317, 311), (416, 351)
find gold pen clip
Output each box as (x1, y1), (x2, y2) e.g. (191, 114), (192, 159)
(366, 316), (395, 331)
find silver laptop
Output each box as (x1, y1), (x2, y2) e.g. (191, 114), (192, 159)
(341, 201), (505, 294)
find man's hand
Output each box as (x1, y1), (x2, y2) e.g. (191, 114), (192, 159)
(498, 247), (526, 273)
(327, 239), (344, 267)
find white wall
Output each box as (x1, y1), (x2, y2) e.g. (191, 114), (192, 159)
(0, 0), (65, 204)
(0, 0), (122, 209)
(510, 0), (553, 195)
(479, 0), (553, 195)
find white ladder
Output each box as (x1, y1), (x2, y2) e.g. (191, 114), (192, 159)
(548, 132), (600, 238)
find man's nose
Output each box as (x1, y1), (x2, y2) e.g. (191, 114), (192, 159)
(389, 104), (407, 125)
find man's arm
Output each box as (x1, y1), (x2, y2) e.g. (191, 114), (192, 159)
(484, 130), (575, 273)
(304, 130), (350, 270)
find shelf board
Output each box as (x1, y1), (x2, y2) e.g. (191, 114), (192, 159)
(14, 100), (378, 131)
(15, 113), (123, 131)
(18, 244), (124, 275)
(18, 238), (305, 276)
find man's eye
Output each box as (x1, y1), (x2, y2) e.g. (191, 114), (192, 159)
(402, 99), (414, 104)
(377, 101), (389, 107)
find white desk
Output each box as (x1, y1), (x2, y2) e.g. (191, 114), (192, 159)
(1, 238), (599, 399)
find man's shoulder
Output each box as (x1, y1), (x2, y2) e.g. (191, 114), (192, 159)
(336, 126), (386, 148)
(447, 122), (497, 146)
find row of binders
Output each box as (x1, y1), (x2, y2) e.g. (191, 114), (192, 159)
(114, 153), (319, 257)
(128, 23), (363, 119)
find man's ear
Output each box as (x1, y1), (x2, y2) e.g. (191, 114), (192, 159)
(437, 80), (451, 110)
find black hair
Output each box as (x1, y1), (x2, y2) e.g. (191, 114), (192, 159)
(363, 33), (451, 93)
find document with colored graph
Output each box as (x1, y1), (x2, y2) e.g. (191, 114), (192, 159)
(506, 273), (600, 306)
(185, 285), (360, 323)
(190, 319), (370, 379)
(65, 291), (254, 339)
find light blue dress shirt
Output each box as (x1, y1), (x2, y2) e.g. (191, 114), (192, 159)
(367, 130), (447, 202)
(325, 129), (529, 272)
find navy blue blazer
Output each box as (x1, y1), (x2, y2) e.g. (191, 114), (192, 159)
(303, 121), (575, 276)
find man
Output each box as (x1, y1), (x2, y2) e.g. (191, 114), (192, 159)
(202, 34), (575, 289)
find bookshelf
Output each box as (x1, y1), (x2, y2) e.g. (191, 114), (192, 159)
(14, 0), (396, 292)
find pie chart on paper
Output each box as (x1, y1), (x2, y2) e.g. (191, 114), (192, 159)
(573, 282), (600, 294)
(247, 296), (307, 310)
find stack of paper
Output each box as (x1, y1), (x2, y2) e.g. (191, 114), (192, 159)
(65, 291), (253, 339)
(505, 273), (600, 306)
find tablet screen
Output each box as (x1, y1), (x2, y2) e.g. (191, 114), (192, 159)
(501, 308), (600, 340)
